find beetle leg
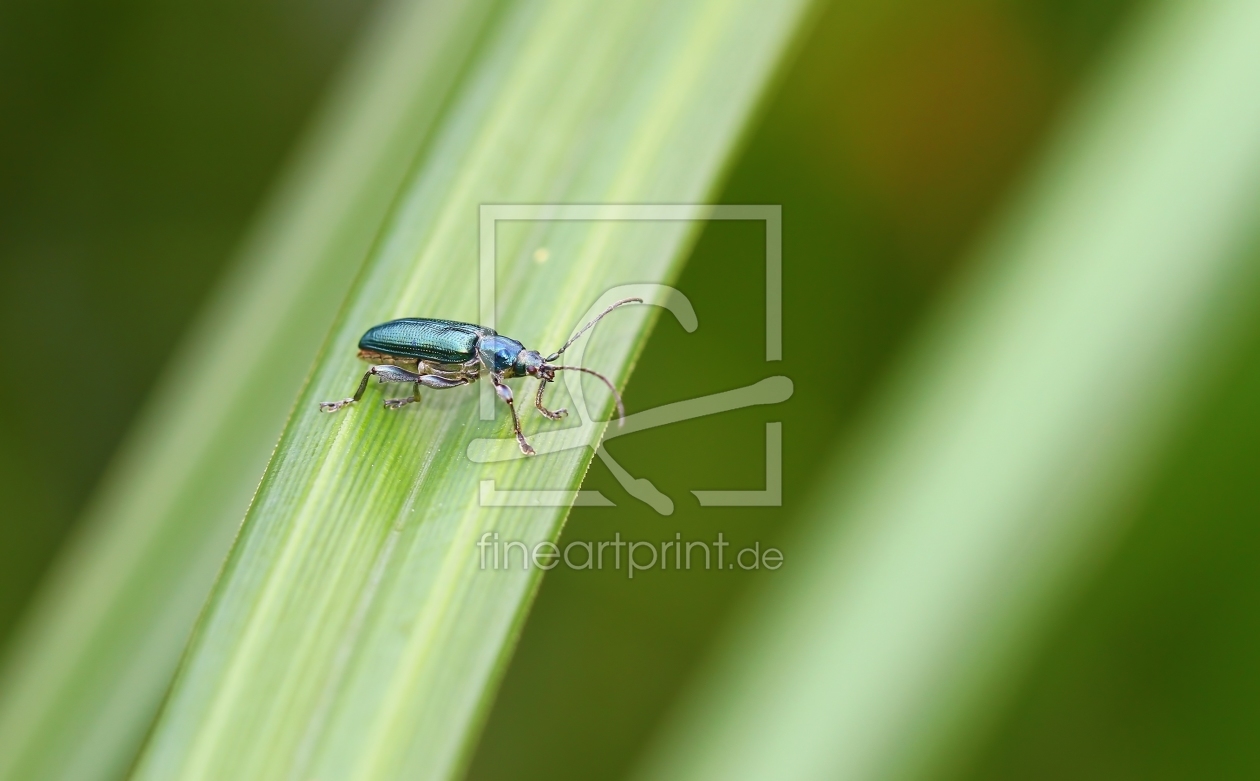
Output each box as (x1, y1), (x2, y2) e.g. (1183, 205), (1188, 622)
(416, 374), (470, 389)
(491, 374), (535, 456)
(383, 382), (422, 409)
(321, 364), (436, 412)
(374, 365), (426, 409)
(385, 373), (471, 408)
(319, 366), (378, 412)
(534, 379), (567, 420)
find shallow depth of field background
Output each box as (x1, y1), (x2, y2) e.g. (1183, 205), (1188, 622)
(4, 0), (1259, 779)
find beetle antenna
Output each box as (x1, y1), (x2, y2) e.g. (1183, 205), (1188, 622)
(544, 297), (642, 362)
(551, 365), (626, 425)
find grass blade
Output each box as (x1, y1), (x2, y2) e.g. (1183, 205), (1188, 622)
(128, 1), (813, 779)
(0, 2), (504, 779)
(632, 0), (1260, 778)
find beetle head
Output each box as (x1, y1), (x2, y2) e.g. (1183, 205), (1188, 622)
(515, 349), (553, 380)
(522, 298), (642, 426)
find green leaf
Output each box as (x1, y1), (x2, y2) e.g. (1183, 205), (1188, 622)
(631, 0), (1260, 778)
(0, 3), (507, 780)
(108, 1), (814, 780)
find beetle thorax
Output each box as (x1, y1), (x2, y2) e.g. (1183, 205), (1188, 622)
(476, 334), (527, 376)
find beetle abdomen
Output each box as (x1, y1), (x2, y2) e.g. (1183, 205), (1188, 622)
(355, 349), (420, 370)
(358, 318), (490, 364)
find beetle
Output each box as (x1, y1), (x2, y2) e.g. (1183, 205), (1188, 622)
(319, 297), (641, 455)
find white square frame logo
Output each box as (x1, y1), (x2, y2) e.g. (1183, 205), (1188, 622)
(471, 204), (788, 515)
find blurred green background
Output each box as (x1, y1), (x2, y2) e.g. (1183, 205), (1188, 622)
(7, 0), (1260, 778)
(0, 0), (374, 639)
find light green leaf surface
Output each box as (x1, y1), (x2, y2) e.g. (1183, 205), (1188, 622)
(633, 0), (1260, 778)
(122, 1), (813, 779)
(0, 2), (505, 780)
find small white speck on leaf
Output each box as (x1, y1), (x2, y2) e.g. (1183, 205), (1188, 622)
(532, 247), (550, 264)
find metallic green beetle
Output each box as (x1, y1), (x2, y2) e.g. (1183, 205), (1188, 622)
(320, 297), (641, 455)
